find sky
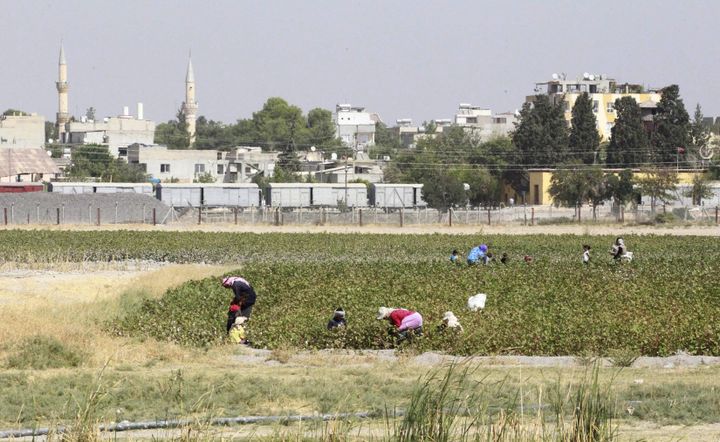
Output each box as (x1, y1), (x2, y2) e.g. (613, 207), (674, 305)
(3, 0), (719, 126)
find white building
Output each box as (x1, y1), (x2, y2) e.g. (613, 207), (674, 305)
(334, 104), (376, 152)
(223, 146), (277, 183)
(127, 145), (222, 183)
(453, 104), (516, 141)
(127, 145), (276, 183)
(66, 104), (155, 158)
(0, 113), (46, 148)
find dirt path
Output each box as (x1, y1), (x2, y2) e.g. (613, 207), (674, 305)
(2, 222), (719, 236)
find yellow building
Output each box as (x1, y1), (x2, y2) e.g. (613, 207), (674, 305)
(528, 74), (662, 141)
(502, 169), (704, 206)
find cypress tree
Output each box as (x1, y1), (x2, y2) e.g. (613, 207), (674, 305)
(569, 92), (600, 165)
(606, 97), (649, 168)
(652, 84), (690, 165)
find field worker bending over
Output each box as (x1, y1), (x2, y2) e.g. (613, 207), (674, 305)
(467, 244), (489, 265)
(377, 307), (423, 340)
(610, 237), (633, 262)
(327, 307), (347, 330)
(222, 276), (257, 320)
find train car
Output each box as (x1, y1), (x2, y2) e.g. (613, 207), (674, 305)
(155, 183), (202, 207)
(49, 182), (153, 195)
(369, 183), (426, 209)
(266, 183), (312, 207)
(0, 182), (44, 193)
(310, 183), (368, 208)
(202, 183), (261, 207)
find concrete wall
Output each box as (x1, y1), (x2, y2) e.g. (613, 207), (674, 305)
(0, 114), (45, 148)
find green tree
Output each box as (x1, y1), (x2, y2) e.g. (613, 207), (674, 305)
(636, 168), (679, 212)
(683, 173), (714, 205)
(45, 121), (58, 144)
(154, 107), (190, 149)
(420, 171), (466, 213)
(194, 116), (236, 150)
(605, 169), (636, 211)
(459, 167), (501, 208)
(569, 93), (600, 165)
(548, 166), (606, 221)
(252, 97), (308, 151)
(512, 94), (569, 167)
(306, 108), (336, 146)
(652, 85), (690, 165)
(606, 97), (649, 167)
(85, 107), (96, 121)
(690, 104), (711, 164)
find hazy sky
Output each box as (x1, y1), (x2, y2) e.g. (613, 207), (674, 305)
(3, 1), (719, 125)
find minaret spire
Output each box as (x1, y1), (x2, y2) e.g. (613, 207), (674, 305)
(56, 42), (70, 143)
(182, 53), (198, 145)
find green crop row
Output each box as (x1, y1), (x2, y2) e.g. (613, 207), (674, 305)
(109, 233), (720, 356)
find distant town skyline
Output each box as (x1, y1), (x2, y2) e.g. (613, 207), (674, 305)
(4, 0), (720, 127)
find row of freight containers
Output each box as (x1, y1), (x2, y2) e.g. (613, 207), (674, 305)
(41, 182), (427, 209)
(49, 182), (154, 195)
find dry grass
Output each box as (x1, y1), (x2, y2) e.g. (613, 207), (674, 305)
(0, 263), (234, 367)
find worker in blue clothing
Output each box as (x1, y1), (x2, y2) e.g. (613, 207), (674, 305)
(467, 244), (489, 265)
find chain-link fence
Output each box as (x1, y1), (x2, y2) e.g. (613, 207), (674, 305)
(2, 194), (719, 227)
(170, 204), (720, 227)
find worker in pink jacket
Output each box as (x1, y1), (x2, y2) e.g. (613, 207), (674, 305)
(377, 307), (423, 340)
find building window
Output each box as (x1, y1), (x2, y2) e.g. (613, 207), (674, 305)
(592, 101), (599, 113)
(217, 152), (223, 160)
(160, 164), (171, 173)
(606, 102), (615, 113)
(217, 164), (224, 174)
(194, 164), (205, 173)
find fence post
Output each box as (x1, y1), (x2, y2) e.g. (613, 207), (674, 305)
(400, 208), (404, 227)
(115, 202), (119, 224)
(274, 208), (280, 226)
(449, 209), (452, 227)
(359, 209), (363, 227)
(716, 206), (719, 225)
(531, 207), (535, 226)
(96, 207), (101, 226)
(487, 208), (491, 226)
(198, 206), (202, 225)
(153, 208), (157, 226)
(620, 206), (625, 223)
(27, 213), (30, 224)
(234, 207), (238, 225)
(3, 207), (6, 225)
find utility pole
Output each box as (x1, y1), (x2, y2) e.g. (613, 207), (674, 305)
(344, 155), (348, 205)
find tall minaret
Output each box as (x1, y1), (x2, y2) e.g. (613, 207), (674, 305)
(56, 43), (70, 142)
(182, 56), (198, 144)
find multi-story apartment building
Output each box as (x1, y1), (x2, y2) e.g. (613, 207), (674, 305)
(529, 73), (662, 140)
